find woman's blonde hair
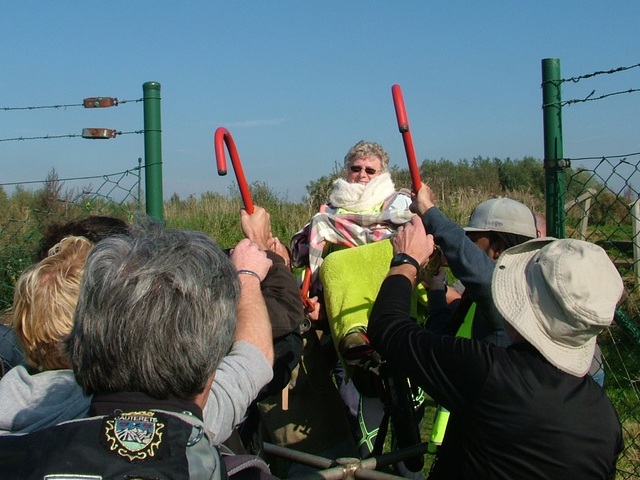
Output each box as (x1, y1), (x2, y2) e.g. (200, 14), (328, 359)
(12, 236), (93, 371)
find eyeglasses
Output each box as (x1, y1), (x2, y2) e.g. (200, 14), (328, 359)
(350, 165), (378, 175)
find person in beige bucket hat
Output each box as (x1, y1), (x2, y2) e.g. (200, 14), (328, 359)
(493, 237), (623, 376)
(368, 214), (624, 479)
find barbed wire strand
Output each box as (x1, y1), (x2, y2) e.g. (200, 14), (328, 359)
(543, 87), (640, 108)
(0, 130), (145, 143)
(542, 62), (640, 86)
(0, 98), (143, 112)
(0, 133), (82, 142)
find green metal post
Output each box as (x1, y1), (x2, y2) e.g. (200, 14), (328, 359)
(143, 81), (164, 221)
(541, 58), (566, 238)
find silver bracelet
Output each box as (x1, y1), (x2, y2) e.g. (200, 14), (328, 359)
(237, 269), (261, 281)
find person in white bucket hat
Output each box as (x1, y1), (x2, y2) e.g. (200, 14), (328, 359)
(368, 215), (624, 479)
(492, 237), (623, 376)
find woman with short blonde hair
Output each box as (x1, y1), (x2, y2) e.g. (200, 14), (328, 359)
(12, 236), (92, 371)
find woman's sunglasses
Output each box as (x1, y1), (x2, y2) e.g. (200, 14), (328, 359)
(350, 165), (378, 175)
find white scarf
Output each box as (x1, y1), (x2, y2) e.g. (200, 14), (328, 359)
(328, 172), (396, 212)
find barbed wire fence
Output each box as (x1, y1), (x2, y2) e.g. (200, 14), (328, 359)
(1, 69), (639, 477)
(543, 60), (640, 479)
(0, 95), (145, 373)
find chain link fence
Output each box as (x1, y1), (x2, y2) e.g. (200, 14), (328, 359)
(0, 167), (141, 374)
(558, 155), (640, 479)
(541, 58), (640, 478)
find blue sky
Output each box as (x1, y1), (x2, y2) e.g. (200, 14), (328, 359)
(2, 2), (639, 202)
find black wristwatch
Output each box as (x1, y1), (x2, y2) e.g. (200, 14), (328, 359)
(390, 253), (420, 271)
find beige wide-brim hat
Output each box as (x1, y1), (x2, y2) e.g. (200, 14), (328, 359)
(492, 238), (624, 377)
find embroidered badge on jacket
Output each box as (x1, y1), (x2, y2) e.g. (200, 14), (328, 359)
(103, 410), (164, 461)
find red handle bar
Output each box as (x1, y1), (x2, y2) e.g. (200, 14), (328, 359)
(300, 266), (317, 311)
(391, 84), (422, 194)
(214, 127), (255, 214)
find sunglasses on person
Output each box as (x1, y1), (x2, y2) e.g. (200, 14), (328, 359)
(349, 165), (378, 175)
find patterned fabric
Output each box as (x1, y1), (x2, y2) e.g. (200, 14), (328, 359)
(291, 189), (413, 286)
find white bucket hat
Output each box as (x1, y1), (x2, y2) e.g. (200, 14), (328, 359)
(492, 238), (623, 377)
(464, 198), (537, 239)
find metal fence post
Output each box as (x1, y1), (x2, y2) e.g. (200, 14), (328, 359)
(541, 58), (566, 238)
(633, 199), (640, 286)
(143, 81), (164, 222)
(137, 157), (143, 212)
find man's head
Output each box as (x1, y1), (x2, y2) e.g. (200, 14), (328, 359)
(66, 218), (240, 401)
(492, 238), (623, 376)
(464, 198), (537, 260)
(533, 211), (547, 238)
(344, 140), (388, 184)
(37, 215), (129, 262)
(13, 236), (92, 371)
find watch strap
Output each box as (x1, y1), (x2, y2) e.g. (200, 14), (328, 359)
(390, 253), (420, 270)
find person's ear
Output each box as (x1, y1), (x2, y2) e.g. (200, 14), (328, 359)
(490, 239), (507, 260)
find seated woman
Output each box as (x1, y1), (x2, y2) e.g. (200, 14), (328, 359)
(291, 140), (413, 361)
(290, 141), (425, 477)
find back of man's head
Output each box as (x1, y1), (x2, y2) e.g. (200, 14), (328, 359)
(66, 217), (240, 400)
(36, 215), (130, 262)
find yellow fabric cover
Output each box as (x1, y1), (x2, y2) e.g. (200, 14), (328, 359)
(319, 239), (394, 353)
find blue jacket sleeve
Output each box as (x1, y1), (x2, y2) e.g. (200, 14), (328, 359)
(421, 208), (509, 345)
(422, 207), (494, 302)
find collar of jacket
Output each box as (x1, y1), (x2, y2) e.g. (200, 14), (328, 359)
(89, 391), (203, 420)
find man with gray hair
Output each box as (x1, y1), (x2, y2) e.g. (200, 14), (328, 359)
(0, 218), (275, 479)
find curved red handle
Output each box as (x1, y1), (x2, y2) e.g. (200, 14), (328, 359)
(214, 127), (254, 214)
(300, 266), (318, 313)
(391, 84), (422, 194)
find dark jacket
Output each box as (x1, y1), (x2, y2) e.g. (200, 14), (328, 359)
(262, 250), (306, 340)
(369, 275), (623, 480)
(0, 392), (224, 480)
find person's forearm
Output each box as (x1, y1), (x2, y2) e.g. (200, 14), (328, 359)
(261, 255), (306, 338)
(236, 276), (274, 365)
(422, 208), (494, 299)
(203, 342), (273, 444)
